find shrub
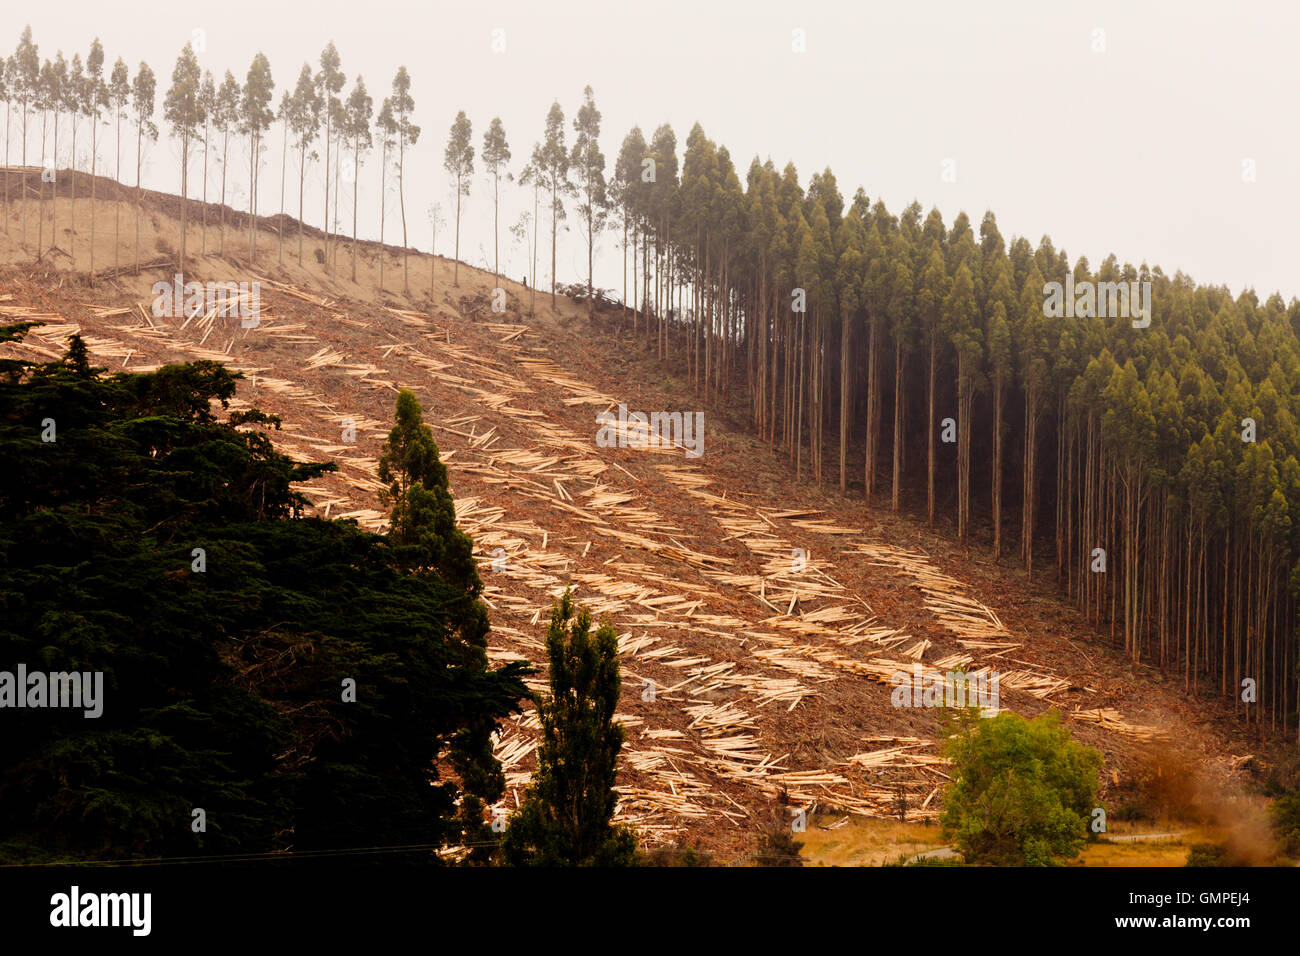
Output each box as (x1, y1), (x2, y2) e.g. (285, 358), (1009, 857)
(939, 710), (1102, 866)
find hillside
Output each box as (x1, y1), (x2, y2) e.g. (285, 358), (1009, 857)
(0, 174), (1265, 857)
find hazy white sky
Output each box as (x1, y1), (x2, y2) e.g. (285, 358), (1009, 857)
(8, 0), (1299, 299)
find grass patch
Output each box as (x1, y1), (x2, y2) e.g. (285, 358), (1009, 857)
(797, 815), (947, 867)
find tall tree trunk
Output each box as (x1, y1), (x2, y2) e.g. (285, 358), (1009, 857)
(530, 181), (538, 317)
(322, 106), (330, 273)
(378, 139), (387, 291)
(453, 171), (461, 286)
(278, 118), (287, 263)
(586, 200), (594, 320)
(839, 311), (850, 493)
(865, 317), (879, 502)
(1022, 388), (1038, 577)
(248, 131), (256, 259)
(200, 115), (208, 255)
(68, 111), (76, 266)
(297, 142), (306, 265)
(331, 131), (340, 278)
(796, 308), (806, 482)
(134, 118), (141, 273)
(550, 182), (558, 311)
(219, 126), (229, 255)
(398, 132), (408, 292)
(926, 331), (936, 527)
(20, 99), (30, 248)
(113, 105), (122, 268)
(178, 130), (189, 277)
(49, 106), (58, 258)
(892, 341), (905, 513)
(350, 132), (360, 282)
(3, 100), (10, 238)
(90, 109), (99, 283)
(992, 370), (1004, 558)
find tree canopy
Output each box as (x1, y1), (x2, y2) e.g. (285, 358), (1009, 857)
(0, 329), (527, 862)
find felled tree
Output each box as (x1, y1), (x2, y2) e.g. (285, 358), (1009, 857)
(503, 590), (636, 866)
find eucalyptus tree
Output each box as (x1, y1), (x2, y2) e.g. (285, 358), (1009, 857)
(570, 86), (608, 319)
(481, 116), (510, 281)
(240, 52), (274, 258)
(13, 27), (40, 247)
(946, 259), (980, 542)
(43, 53), (67, 257)
(287, 63), (321, 266)
(214, 70), (240, 255)
(82, 39), (107, 277)
(316, 42), (344, 271)
(387, 66), (418, 292)
(887, 237), (916, 514)
(130, 60), (156, 273)
(835, 208), (866, 493)
(1, 57), (11, 235)
(612, 126), (647, 326)
(518, 158), (541, 317)
(645, 123), (679, 357)
(917, 238), (948, 526)
(533, 101), (569, 311)
(443, 110), (473, 287)
(375, 96), (395, 291)
(275, 90), (290, 262)
(197, 70), (215, 254)
(108, 57), (129, 266)
(65, 52), (84, 266)
(163, 42), (203, 275)
(344, 75), (372, 282)
(1017, 263), (1050, 575)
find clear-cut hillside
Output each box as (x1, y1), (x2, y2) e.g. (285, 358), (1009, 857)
(0, 175), (1253, 855)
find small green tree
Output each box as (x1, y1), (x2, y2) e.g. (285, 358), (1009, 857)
(940, 710), (1102, 865)
(503, 590), (636, 866)
(377, 389), (481, 617)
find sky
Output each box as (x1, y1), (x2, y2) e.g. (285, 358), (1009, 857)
(6, 0), (1299, 300)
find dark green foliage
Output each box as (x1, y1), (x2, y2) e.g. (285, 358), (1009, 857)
(502, 590), (636, 866)
(1185, 843), (1229, 866)
(940, 711), (1102, 866)
(1269, 788), (1300, 856)
(378, 389), (479, 596)
(637, 841), (714, 867)
(754, 821), (804, 867)
(884, 854), (965, 867)
(0, 332), (527, 862)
